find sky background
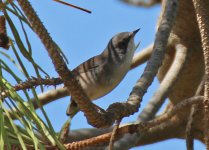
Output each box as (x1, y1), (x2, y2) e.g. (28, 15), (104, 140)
(3, 0), (205, 149)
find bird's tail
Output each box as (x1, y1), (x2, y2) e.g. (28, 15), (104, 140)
(66, 98), (79, 118)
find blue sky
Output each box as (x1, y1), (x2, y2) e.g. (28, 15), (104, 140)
(4, 0), (205, 149)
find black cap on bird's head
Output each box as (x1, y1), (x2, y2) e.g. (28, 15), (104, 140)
(110, 28), (140, 52)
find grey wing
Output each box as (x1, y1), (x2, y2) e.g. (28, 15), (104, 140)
(72, 54), (106, 75)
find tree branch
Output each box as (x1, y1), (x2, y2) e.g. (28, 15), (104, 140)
(0, 77), (62, 99)
(186, 76), (204, 150)
(64, 96), (203, 149)
(138, 43), (188, 122)
(192, 0), (209, 148)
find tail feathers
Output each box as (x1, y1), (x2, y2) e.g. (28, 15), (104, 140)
(66, 99), (79, 118)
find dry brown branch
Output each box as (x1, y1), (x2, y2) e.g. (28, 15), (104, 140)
(64, 96), (202, 149)
(66, 128), (112, 143)
(53, 0), (91, 14)
(0, 77), (62, 99)
(14, 77), (62, 90)
(186, 105), (198, 150)
(192, 0), (209, 148)
(138, 43), (188, 122)
(108, 120), (121, 150)
(76, 117), (182, 150)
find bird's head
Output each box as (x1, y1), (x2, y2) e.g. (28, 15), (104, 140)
(108, 29), (140, 58)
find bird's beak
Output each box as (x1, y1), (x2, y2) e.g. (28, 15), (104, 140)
(131, 28), (140, 37)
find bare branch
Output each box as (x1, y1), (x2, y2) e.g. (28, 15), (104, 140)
(76, 118), (181, 150)
(138, 43), (188, 122)
(66, 128), (112, 143)
(108, 120), (121, 150)
(186, 76), (204, 150)
(0, 77), (63, 99)
(64, 96), (203, 149)
(53, 0), (91, 14)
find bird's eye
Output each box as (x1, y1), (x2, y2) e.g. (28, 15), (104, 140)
(118, 41), (126, 49)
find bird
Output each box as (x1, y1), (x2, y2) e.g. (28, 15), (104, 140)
(67, 29), (140, 117)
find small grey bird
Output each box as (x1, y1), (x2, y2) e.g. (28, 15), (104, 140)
(67, 29), (140, 117)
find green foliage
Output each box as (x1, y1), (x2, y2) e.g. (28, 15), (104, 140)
(0, 2), (66, 149)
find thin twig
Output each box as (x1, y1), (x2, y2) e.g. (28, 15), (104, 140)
(186, 76), (204, 150)
(59, 118), (71, 143)
(53, 0), (91, 14)
(0, 77), (62, 99)
(108, 119), (121, 150)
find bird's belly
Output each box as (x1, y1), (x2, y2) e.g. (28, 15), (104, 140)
(78, 61), (130, 100)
